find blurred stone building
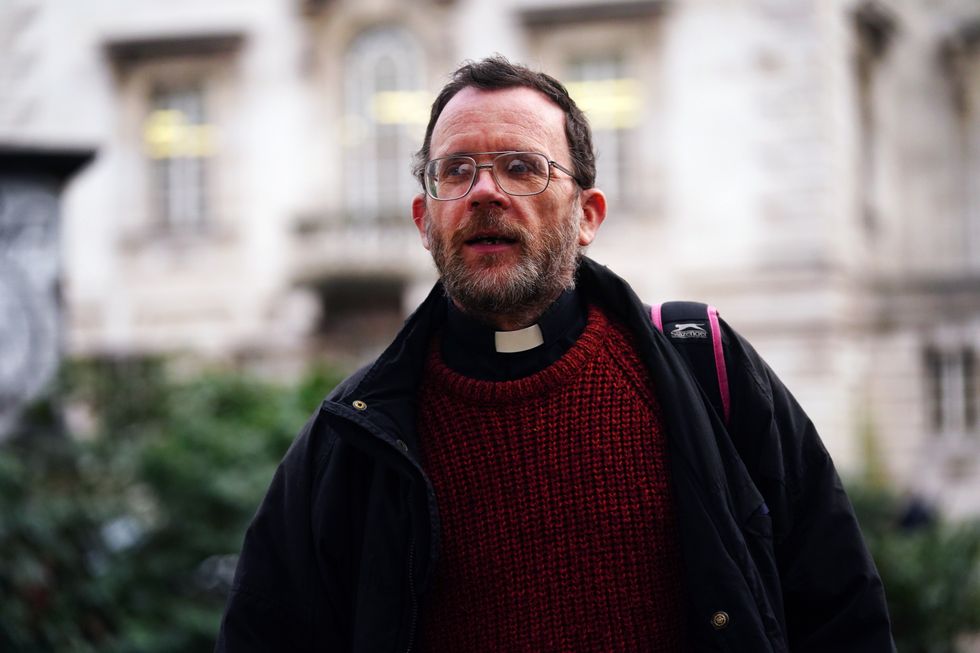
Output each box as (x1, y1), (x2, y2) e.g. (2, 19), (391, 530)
(1, 0), (978, 514)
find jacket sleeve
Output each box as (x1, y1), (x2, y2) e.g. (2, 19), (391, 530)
(724, 325), (896, 653)
(214, 411), (350, 653)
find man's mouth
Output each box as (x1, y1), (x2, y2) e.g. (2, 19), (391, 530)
(464, 233), (519, 246)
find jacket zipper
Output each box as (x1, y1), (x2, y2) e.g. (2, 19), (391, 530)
(320, 403), (428, 653)
(404, 539), (418, 653)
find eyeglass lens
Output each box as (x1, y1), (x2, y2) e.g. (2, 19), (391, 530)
(425, 152), (551, 200)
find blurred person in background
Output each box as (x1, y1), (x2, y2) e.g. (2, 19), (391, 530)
(216, 56), (894, 652)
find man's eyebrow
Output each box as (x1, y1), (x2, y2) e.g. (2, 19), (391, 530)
(437, 150), (523, 158)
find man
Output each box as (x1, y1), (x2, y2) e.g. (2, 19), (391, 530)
(216, 57), (894, 652)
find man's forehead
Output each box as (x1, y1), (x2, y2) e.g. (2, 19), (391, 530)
(430, 86), (567, 152)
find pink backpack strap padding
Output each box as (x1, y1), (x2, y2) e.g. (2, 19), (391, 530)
(649, 301), (732, 427)
(650, 303), (663, 332)
(706, 305), (731, 424)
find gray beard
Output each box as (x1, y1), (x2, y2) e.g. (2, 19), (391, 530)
(426, 205), (582, 327)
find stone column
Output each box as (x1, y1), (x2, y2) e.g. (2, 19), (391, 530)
(0, 145), (93, 437)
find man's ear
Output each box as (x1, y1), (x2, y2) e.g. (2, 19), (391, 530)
(577, 188), (607, 246)
(412, 193), (430, 250)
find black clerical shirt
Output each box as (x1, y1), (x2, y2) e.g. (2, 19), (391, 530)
(440, 289), (587, 382)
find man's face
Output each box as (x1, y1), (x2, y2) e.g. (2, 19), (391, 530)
(412, 86), (605, 327)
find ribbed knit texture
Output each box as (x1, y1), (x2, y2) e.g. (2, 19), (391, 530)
(416, 306), (685, 652)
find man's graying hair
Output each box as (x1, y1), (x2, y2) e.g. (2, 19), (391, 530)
(413, 56), (597, 190)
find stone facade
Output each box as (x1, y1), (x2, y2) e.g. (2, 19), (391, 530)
(2, 0), (978, 512)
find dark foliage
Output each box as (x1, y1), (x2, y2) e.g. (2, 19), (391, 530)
(849, 483), (980, 653)
(0, 359), (344, 653)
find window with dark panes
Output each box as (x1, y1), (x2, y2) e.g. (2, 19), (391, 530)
(924, 345), (980, 438)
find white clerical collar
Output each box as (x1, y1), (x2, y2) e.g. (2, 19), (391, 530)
(494, 324), (544, 353)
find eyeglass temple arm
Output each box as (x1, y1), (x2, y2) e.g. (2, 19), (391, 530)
(550, 160), (581, 186)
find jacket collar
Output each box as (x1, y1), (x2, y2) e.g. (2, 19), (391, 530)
(328, 256), (675, 448)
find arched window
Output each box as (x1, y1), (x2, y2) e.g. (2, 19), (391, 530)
(344, 27), (427, 225)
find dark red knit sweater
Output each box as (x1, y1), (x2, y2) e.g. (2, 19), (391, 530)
(416, 306), (685, 652)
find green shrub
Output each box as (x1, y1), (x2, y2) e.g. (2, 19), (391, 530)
(0, 358), (345, 653)
(849, 482), (980, 653)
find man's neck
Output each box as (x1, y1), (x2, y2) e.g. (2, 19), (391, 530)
(450, 291), (565, 332)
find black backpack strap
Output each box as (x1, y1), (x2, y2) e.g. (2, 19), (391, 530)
(649, 301), (731, 426)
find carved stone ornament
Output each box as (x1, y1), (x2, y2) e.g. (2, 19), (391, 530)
(0, 180), (61, 437)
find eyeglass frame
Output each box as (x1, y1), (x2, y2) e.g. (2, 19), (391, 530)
(421, 151), (582, 201)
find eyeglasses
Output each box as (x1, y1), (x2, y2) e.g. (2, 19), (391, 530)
(423, 151), (579, 201)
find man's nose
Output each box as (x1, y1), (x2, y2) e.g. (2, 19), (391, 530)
(468, 166), (509, 207)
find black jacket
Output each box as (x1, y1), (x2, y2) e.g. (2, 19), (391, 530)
(216, 258), (895, 652)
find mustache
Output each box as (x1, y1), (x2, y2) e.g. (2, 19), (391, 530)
(450, 209), (528, 246)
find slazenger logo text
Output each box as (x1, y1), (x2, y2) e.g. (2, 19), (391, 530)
(670, 323), (708, 339)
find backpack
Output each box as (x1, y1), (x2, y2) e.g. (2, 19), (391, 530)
(649, 301), (731, 427)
